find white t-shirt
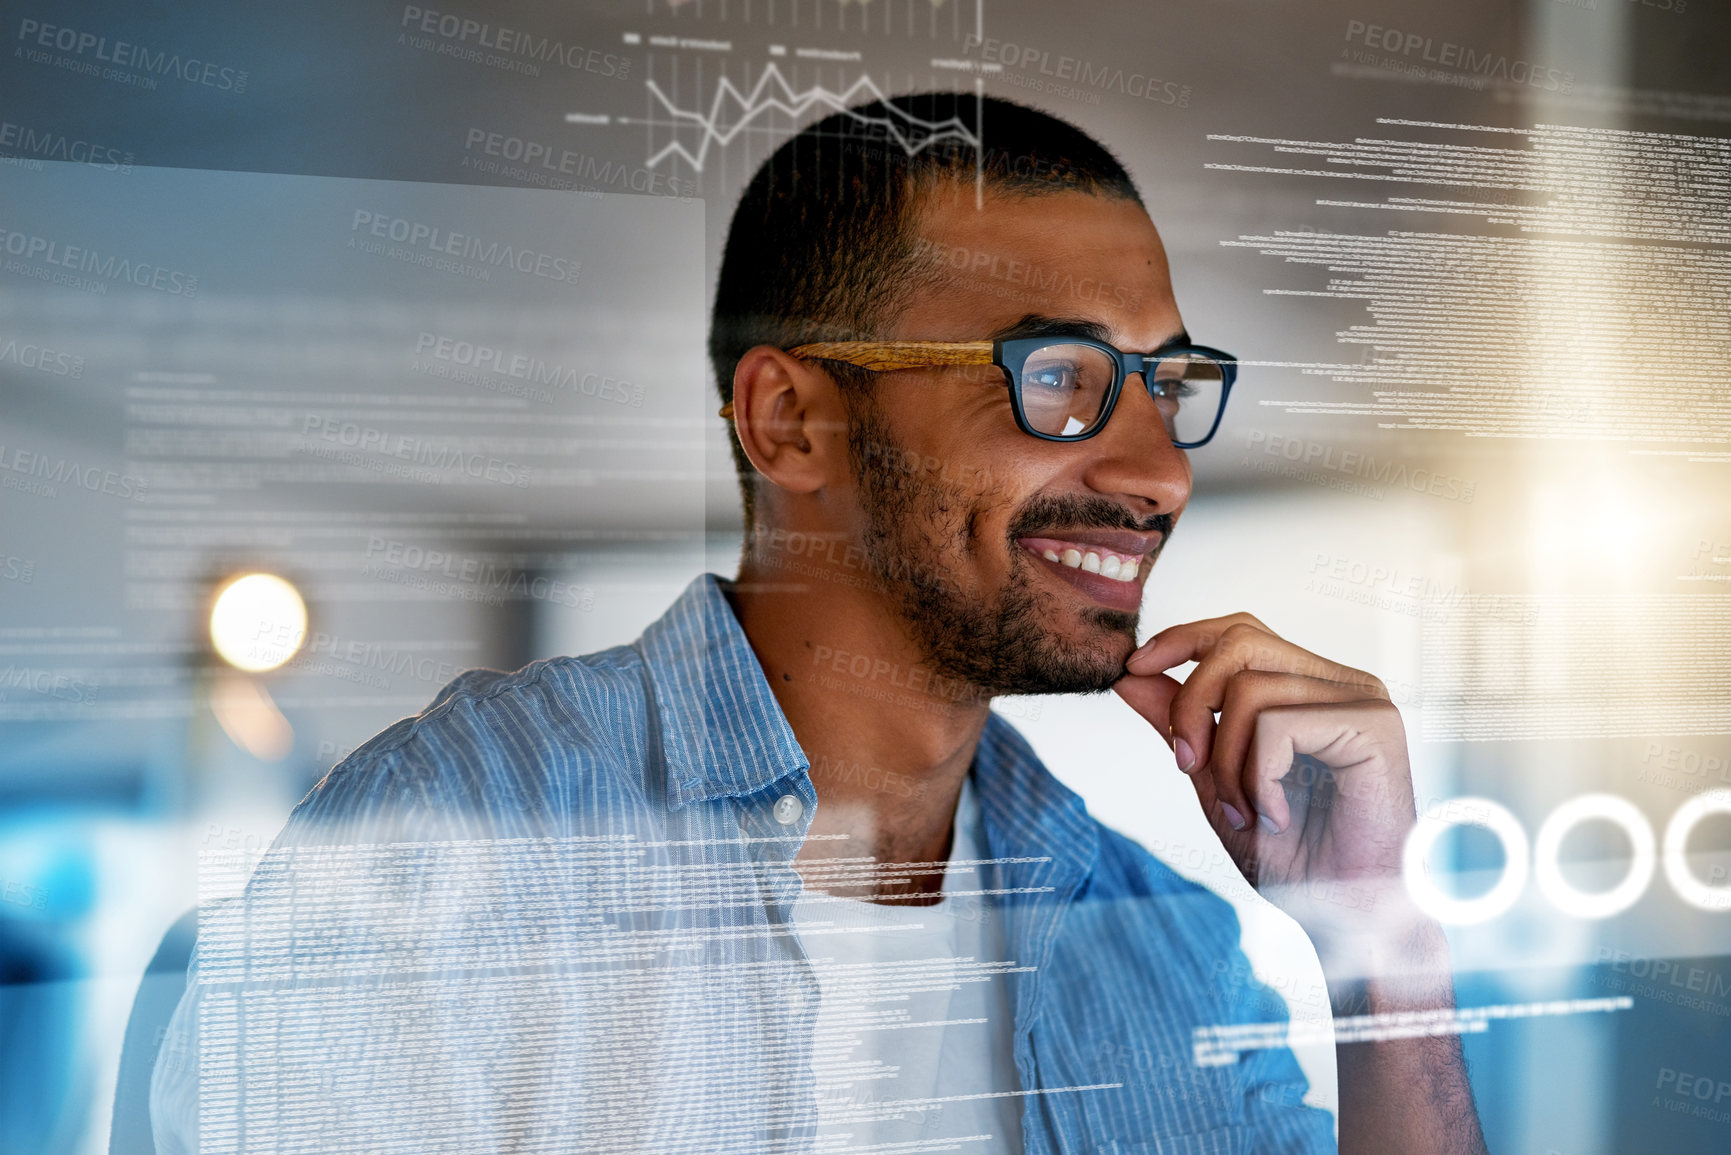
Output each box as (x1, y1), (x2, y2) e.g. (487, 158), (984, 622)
(791, 778), (1025, 1154)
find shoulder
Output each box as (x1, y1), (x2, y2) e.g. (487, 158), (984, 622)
(1053, 821), (1277, 1034)
(1086, 820), (1245, 941)
(975, 711), (1245, 950)
(1090, 821), (1218, 896)
(286, 646), (654, 842)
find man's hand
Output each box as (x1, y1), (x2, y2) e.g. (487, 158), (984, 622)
(1112, 613), (1417, 954)
(1115, 613), (1489, 1155)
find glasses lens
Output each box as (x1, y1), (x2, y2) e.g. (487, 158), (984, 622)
(1017, 343), (1117, 438)
(1149, 353), (1226, 446)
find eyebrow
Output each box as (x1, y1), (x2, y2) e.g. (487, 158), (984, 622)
(988, 313), (1191, 350)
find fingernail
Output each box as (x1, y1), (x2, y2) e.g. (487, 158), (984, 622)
(1221, 803), (1246, 831)
(1258, 812), (1281, 836)
(1174, 737), (1195, 772)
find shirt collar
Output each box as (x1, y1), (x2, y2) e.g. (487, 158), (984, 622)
(636, 574), (810, 808)
(972, 711), (1100, 1040)
(972, 711), (1099, 878)
(635, 572), (1102, 892)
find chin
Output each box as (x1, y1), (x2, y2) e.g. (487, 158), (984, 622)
(1062, 603), (1138, 660)
(1082, 605), (1140, 640)
(995, 613), (1138, 697)
(1066, 612), (1140, 682)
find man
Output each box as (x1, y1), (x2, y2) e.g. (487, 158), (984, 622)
(152, 95), (1485, 1153)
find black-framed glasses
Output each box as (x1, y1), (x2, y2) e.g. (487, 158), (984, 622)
(769, 336), (1237, 448)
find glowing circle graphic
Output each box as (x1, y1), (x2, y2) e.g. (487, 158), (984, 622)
(1662, 789), (1731, 913)
(1534, 794), (1656, 920)
(1403, 798), (1530, 926)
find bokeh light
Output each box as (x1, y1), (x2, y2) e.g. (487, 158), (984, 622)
(208, 574), (307, 673)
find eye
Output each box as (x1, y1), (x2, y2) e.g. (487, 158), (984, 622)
(1016, 342), (1116, 437)
(1027, 363), (1080, 395)
(1148, 375), (1197, 402)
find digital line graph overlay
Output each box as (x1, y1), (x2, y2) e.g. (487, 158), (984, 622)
(568, 0), (988, 187)
(623, 63), (983, 170)
(658, 0), (970, 25)
(652, 0), (983, 37)
(1192, 996), (1634, 1067)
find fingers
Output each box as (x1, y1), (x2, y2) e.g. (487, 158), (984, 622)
(1129, 618), (1386, 778)
(1206, 675), (1374, 830)
(1162, 622), (1285, 774)
(1114, 673), (1242, 841)
(1129, 614), (1383, 693)
(1119, 614), (1402, 841)
(1242, 722), (1297, 835)
(1240, 700), (1409, 834)
(1111, 672), (1183, 752)
(1124, 612), (1269, 676)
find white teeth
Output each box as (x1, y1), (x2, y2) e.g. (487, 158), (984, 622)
(1034, 542), (1143, 583)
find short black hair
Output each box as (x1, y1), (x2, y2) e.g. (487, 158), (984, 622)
(709, 92), (1143, 527)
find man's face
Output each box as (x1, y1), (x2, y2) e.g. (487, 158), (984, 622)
(843, 186), (1194, 696)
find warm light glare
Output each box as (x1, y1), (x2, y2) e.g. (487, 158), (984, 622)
(210, 573), (306, 673)
(211, 670), (296, 762)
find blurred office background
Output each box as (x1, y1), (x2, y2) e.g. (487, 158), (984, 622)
(1, 0), (1728, 1151)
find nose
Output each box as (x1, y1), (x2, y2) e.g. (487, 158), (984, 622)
(1078, 372), (1192, 515)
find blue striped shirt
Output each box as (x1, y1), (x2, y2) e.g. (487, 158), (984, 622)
(153, 574), (1334, 1154)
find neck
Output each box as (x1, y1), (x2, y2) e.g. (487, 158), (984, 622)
(730, 536), (991, 902)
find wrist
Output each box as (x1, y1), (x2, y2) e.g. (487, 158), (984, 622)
(1312, 904), (1457, 1016)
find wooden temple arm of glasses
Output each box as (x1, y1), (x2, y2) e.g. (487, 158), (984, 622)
(788, 340), (995, 371)
(718, 341), (995, 418)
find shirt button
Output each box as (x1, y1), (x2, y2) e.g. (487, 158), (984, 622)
(772, 794), (803, 825)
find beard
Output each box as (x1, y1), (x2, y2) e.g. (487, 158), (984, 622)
(846, 396), (1173, 698)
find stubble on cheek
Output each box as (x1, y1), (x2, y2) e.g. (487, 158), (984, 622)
(853, 408), (999, 595)
(849, 398), (1139, 695)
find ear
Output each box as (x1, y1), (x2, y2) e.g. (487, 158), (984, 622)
(729, 345), (848, 497)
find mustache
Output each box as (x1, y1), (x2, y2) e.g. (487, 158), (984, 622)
(1007, 493), (1174, 543)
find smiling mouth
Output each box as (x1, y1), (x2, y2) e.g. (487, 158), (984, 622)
(1016, 537), (1145, 583)
(1007, 503), (1170, 614)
